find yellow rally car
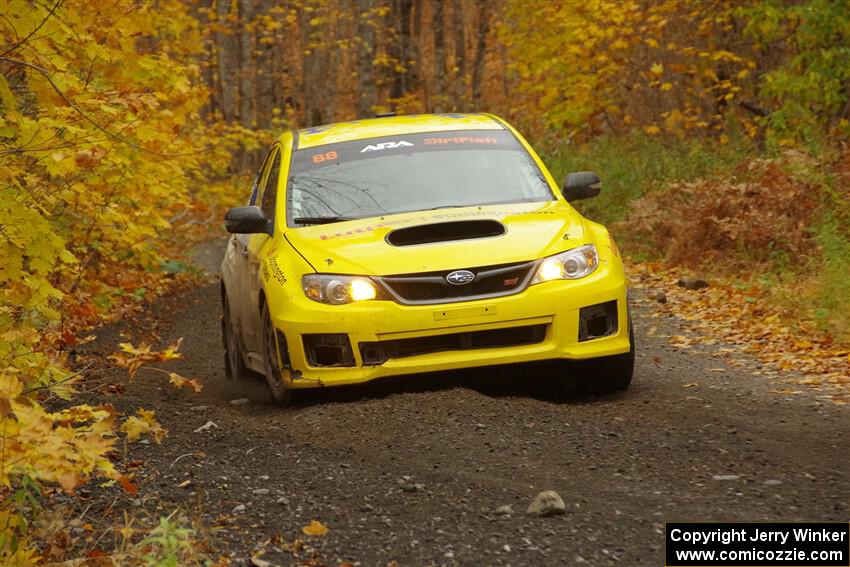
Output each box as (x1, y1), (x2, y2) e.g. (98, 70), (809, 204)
(221, 113), (633, 404)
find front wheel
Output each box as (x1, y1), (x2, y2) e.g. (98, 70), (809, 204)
(572, 320), (635, 396)
(261, 301), (293, 405)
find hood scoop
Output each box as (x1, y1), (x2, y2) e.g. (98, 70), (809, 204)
(386, 219), (506, 247)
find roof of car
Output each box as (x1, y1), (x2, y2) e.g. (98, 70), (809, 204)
(291, 113), (505, 150)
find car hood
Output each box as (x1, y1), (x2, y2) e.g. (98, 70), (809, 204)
(284, 201), (588, 276)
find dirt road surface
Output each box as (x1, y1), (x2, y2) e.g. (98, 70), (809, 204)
(81, 241), (849, 566)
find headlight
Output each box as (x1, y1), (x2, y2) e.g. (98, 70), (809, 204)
(302, 274), (379, 305)
(532, 244), (599, 283)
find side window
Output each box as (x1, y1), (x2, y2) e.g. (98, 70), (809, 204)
(261, 149), (281, 221)
(250, 149), (274, 206)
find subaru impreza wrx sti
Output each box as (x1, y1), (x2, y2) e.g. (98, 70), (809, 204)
(220, 113), (634, 404)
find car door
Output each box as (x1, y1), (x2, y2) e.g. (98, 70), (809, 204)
(228, 149), (274, 356)
(241, 145), (282, 354)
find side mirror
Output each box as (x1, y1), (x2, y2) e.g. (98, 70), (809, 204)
(562, 171), (601, 202)
(224, 206), (271, 235)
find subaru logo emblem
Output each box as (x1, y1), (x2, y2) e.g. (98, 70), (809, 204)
(446, 270), (475, 285)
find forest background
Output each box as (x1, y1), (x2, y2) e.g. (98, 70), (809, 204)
(1, 0), (849, 563)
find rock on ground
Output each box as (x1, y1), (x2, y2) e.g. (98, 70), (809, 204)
(526, 490), (566, 517)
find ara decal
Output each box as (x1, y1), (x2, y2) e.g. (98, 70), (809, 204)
(360, 140), (414, 153)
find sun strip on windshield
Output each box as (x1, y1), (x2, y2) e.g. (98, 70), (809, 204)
(290, 130), (521, 173)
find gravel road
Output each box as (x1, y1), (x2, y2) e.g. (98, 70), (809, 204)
(85, 240), (849, 566)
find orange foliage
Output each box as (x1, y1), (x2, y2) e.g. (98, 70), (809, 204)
(622, 151), (821, 270)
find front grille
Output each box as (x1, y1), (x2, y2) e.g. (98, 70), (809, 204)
(359, 324), (547, 364)
(378, 260), (537, 304)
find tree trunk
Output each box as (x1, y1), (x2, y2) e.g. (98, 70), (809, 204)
(413, 0), (425, 110)
(215, 0), (238, 122)
(238, 0), (255, 128)
(195, 0), (217, 120)
(432, 0), (445, 112)
(355, 0), (376, 118)
(391, 0), (414, 101)
(471, 0), (490, 108)
(255, 0), (277, 129)
(299, 4), (325, 127)
(451, 0), (466, 110)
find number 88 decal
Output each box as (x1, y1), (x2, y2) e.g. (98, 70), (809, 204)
(312, 151), (338, 164)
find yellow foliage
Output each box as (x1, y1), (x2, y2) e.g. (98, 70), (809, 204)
(0, 1), (257, 563)
(122, 409), (167, 444)
(0, 508), (40, 564)
(498, 0), (757, 141)
(1, 374), (119, 492)
(110, 339), (185, 378)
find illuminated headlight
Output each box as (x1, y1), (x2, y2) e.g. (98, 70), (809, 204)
(302, 275), (378, 305)
(532, 244), (599, 283)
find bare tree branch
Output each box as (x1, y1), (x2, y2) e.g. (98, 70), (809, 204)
(739, 100), (769, 117)
(0, 0), (64, 58)
(21, 361), (94, 395)
(0, 56), (209, 158)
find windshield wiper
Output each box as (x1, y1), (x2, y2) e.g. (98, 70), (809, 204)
(421, 204), (470, 211)
(293, 216), (355, 225)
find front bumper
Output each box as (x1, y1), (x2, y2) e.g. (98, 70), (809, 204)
(273, 264), (630, 389)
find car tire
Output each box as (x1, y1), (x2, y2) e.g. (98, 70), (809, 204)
(222, 292), (251, 381)
(572, 319), (635, 396)
(261, 301), (293, 406)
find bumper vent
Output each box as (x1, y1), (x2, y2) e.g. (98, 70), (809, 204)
(578, 301), (618, 342)
(303, 333), (356, 367)
(359, 324), (547, 365)
(378, 260), (537, 305)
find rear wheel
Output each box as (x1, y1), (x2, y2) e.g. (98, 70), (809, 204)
(261, 301), (293, 405)
(572, 319), (635, 396)
(222, 292), (251, 380)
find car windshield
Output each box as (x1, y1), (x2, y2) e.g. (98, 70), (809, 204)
(287, 129), (554, 225)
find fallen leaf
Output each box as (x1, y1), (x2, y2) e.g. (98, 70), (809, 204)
(282, 539), (305, 552)
(302, 520), (329, 536)
(121, 409), (166, 443)
(250, 555), (274, 567)
(118, 475), (138, 495)
(158, 337), (184, 361)
(169, 372), (203, 393)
